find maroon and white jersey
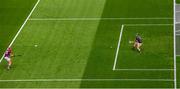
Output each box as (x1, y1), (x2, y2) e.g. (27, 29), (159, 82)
(5, 48), (12, 57)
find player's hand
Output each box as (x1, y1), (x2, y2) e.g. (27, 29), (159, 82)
(11, 54), (14, 57)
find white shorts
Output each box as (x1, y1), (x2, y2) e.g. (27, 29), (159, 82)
(4, 57), (11, 61)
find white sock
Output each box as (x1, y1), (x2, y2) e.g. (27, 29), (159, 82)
(137, 48), (141, 52)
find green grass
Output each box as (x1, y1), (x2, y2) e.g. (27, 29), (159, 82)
(0, 0), (37, 58)
(0, 0), (174, 88)
(117, 25), (173, 69)
(177, 0), (180, 4)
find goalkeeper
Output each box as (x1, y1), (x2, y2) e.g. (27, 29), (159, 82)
(133, 33), (143, 53)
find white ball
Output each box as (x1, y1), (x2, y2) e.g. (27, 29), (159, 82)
(34, 45), (38, 47)
(129, 41), (133, 44)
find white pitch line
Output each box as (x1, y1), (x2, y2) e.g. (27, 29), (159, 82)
(124, 24), (173, 26)
(0, 79), (174, 82)
(28, 18), (173, 21)
(113, 25), (124, 70)
(0, 0), (40, 63)
(115, 69), (174, 71)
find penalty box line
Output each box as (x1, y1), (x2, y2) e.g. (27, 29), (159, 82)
(115, 69), (174, 71)
(113, 24), (173, 71)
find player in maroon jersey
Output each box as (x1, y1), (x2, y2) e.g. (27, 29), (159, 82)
(4, 47), (13, 69)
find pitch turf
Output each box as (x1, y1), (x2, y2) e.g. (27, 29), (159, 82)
(0, 0), (37, 59)
(177, 0), (180, 4)
(0, 0), (174, 88)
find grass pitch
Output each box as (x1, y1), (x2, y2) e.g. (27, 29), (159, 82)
(177, 0), (180, 4)
(0, 0), (174, 88)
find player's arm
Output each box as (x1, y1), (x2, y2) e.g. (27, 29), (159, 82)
(10, 49), (14, 57)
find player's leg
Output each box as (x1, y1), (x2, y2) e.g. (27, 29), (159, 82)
(5, 57), (11, 69)
(134, 42), (137, 48)
(8, 59), (12, 69)
(137, 43), (142, 53)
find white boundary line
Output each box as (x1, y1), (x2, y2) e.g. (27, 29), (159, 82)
(28, 18), (173, 21)
(114, 69), (174, 71)
(0, 79), (174, 82)
(0, 0), (40, 63)
(113, 25), (124, 70)
(124, 24), (173, 26)
(174, 0), (177, 89)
